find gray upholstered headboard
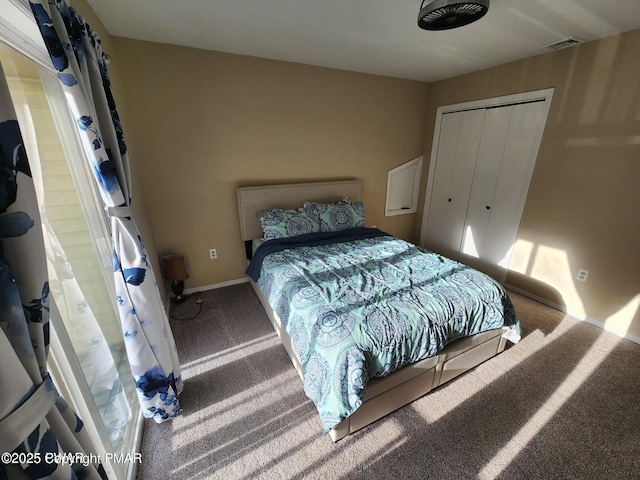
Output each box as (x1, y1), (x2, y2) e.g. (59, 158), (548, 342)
(236, 180), (362, 241)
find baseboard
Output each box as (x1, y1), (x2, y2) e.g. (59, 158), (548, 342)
(164, 278), (250, 315)
(184, 277), (249, 295)
(505, 284), (640, 345)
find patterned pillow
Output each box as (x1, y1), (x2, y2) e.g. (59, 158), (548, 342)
(302, 199), (366, 232)
(257, 208), (320, 240)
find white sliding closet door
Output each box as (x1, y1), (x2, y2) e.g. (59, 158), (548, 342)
(422, 90), (553, 282)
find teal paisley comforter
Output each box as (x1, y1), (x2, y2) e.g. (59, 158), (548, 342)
(246, 228), (520, 434)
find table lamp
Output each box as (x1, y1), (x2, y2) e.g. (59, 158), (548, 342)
(162, 254), (189, 303)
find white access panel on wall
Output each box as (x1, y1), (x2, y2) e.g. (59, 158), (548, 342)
(421, 89), (554, 282)
(385, 156), (423, 216)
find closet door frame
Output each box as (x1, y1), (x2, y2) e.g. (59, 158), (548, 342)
(420, 88), (554, 281)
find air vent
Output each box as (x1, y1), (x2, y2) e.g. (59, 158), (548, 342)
(543, 37), (583, 50)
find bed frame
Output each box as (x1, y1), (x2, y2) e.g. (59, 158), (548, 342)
(236, 180), (508, 442)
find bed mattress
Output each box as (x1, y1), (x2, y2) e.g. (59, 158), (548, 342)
(246, 227), (520, 434)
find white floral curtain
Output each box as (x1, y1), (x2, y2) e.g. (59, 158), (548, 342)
(29, 0), (182, 422)
(0, 62), (106, 480)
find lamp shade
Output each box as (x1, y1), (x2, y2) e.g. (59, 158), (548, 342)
(162, 254), (189, 281)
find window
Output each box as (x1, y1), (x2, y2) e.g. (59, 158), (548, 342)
(1, 25), (140, 480)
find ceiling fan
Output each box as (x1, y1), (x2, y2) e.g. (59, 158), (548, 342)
(418, 0), (490, 31)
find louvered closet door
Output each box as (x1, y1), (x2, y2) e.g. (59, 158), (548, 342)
(425, 108), (485, 260)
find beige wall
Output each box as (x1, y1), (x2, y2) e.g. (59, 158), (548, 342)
(110, 38), (430, 290)
(419, 29), (640, 339)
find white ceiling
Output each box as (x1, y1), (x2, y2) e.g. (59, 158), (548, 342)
(87, 0), (640, 82)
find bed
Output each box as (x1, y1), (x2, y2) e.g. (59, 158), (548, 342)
(237, 180), (520, 442)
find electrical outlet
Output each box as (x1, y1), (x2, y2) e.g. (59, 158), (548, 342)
(209, 248), (217, 260)
(576, 269), (589, 282)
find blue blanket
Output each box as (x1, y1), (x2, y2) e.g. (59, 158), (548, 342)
(246, 228), (519, 434)
(246, 227), (388, 282)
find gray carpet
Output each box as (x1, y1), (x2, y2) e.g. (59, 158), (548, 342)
(137, 282), (640, 479)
